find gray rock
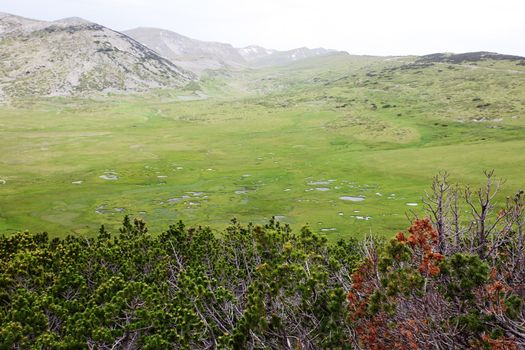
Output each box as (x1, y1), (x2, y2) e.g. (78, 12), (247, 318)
(0, 12), (194, 99)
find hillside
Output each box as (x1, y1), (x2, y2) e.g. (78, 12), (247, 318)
(0, 12), (347, 98)
(418, 51), (525, 64)
(1, 49), (524, 236)
(0, 13), (194, 99)
(124, 27), (343, 73)
(123, 27), (247, 74)
(1, 4), (524, 349)
(239, 45), (343, 67)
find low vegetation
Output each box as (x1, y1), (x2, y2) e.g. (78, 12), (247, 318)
(1, 55), (524, 238)
(1, 12), (523, 350)
(1, 172), (523, 349)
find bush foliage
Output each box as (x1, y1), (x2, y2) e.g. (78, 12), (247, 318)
(0, 172), (523, 349)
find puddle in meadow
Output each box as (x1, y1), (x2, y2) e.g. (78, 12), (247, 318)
(187, 191), (204, 196)
(167, 195), (190, 203)
(340, 196), (365, 202)
(308, 180), (330, 185)
(315, 187), (330, 191)
(95, 206), (111, 214)
(99, 172), (118, 181)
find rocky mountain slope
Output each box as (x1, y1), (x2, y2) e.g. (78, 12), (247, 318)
(124, 27), (342, 72)
(0, 12), (344, 99)
(0, 12), (194, 99)
(123, 27), (246, 74)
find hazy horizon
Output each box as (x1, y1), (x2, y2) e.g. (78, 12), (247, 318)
(2, 0), (525, 56)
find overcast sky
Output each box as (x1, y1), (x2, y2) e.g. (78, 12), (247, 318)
(2, 0), (525, 56)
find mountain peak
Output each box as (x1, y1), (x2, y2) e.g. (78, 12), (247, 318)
(240, 45), (339, 67)
(0, 13), (194, 99)
(53, 17), (93, 26)
(124, 27), (340, 71)
(0, 11), (47, 35)
(123, 27), (246, 74)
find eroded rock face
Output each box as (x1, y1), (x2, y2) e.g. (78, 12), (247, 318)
(0, 13), (195, 99)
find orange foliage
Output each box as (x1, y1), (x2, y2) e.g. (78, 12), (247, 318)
(484, 267), (512, 315)
(348, 218), (522, 349)
(482, 334), (519, 350)
(403, 218), (442, 277)
(348, 219), (446, 349)
(348, 260), (376, 322)
(395, 231), (406, 242)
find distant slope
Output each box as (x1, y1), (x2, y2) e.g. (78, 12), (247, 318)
(418, 51), (525, 64)
(0, 11), (47, 34)
(123, 27), (246, 74)
(124, 27), (344, 72)
(0, 13), (194, 99)
(239, 45), (343, 67)
(237, 45), (277, 62)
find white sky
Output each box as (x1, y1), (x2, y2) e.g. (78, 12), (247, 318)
(2, 0), (525, 56)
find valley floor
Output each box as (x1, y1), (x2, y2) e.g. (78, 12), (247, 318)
(1, 54), (524, 239)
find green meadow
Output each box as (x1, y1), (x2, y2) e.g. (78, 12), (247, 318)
(1, 54), (524, 239)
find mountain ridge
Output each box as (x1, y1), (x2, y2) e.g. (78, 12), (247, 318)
(1, 11), (524, 100)
(123, 27), (247, 74)
(123, 26), (343, 73)
(418, 51), (525, 64)
(0, 12), (194, 100)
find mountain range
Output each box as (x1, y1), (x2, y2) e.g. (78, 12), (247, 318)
(0, 12), (342, 99)
(0, 11), (523, 100)
(122, 27), (246, 74)
(0, 12), (195, 99)
(122, 27), (340, 73)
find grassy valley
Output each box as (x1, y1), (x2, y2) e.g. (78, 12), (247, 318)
(2, 6), (525, 348)
(1, 53), (524, 239)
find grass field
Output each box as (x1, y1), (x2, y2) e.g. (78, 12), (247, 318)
(1, 54), (524, 239)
